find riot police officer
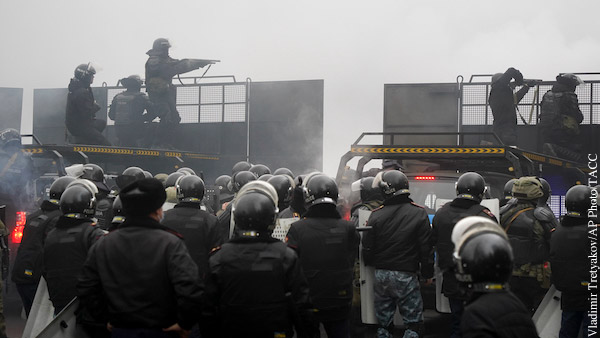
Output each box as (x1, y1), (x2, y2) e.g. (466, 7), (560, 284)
(109, 196), (125, 232)
(162, 175), (220, 278)
(488, 67), (531, 146)
(432, 172), (497, 338)
(349, 176), (384, 227)
(286, 173), (359, 337)
(500, 176), (554, 313)
(203, 181), (314, 337)
(500, 178), (517, 208)
(267, 174), (295, 217)
(539, 73), (585, 162)
(65, 63), (111, 146)
(145, 38), (216, 149)
(108, 75), (154, 147)
(362, 170), (434, 338)
(43, 182), (105, 313)
(214, 175), (233, 216)
(216, 170), (257, 243)
(550, 185), (593, 337)
(12, 176), (75, 316)
(452, 217), (538, 338)
(81, 163), (114, 230)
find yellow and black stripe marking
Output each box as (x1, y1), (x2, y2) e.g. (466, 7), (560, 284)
(350, 147), (505, 154)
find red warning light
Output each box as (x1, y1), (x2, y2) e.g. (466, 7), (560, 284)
(414, 176), (436, 181)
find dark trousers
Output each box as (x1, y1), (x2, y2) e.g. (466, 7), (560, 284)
(509, 276), (546, 314)
(321, 318), (350, 338)
(111, 328), (177, 338)
(560, 311), (589, 338)
(71, 119), (111, 146)
(16, 282), (38, 317)
(448, 298), (464, 338)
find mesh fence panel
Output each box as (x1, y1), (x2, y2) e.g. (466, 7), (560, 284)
(176, 87), (199, 105)
(225, 84), (246, 103)
(178, 105), (199, 123)
(224, 104), (246, 122)
(200, 104), (223, 123)
(201, 86), (223, 104)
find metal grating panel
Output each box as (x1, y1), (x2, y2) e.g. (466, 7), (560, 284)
(201, 86), (223, 104)
(593, 105), (600, 124)
(178, 105), (199, 123)
(176, 86), (199, 105)
(224, 84), (246, 103)
(462, 85), (489, 105)
(199, 104), (222, 123)
(224, 104), (246, 122)
(461, 82), (600, 126)
(548, 195), (563, 218)
(461, 106), (487, 125)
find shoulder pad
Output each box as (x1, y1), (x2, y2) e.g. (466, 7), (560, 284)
(410, 202), (425, 209)
(371, 205), (384, 212)
(534, 207), (556, 223)
(482, 208), (496, 219)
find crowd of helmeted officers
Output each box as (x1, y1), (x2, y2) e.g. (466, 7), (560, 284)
(9, 158), (599, 338)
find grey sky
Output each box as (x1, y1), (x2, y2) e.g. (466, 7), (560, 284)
(1, 0), (599, 175)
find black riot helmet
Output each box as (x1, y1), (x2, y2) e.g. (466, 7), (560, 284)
(143, 171), (153, 179)
(456, 172), (486, 202)
(303, 173), (338, 207)
(120, 75), (143, 89)
(273, 167), (294, 178)
(111, 196), (125, 229)
(74, 63), (96, 84)
(165, 172), (186, 189)
(503, 178), (517, 200)
(233, 192), (277, 232)
(538, 178), (552, 205)
(177, 167), (196, 176)
(116, 166), (147, 190)
(267, 175), (295, 209)
(360, 177), (384, 202)
(231, 161), (252, 175)
(176, 175), (205, 202)
(49, 176), (77, 205)
(565, 185), (592, 218)
(81, 164), (104, 182)
(258, 174), (274, 182)
(249, 164), (271, 178)
(215, 175), (234, 203)
(375, 170), (409, 198)
(229, 170), (258, 193)
(59, 185), (97, 218)
(454, 230), (513, 286)
(0, 128), (22, 150)
(556, 73), (584, 90)
(152, 38), (171, 51)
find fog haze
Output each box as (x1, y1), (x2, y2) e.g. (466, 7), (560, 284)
(1, 0), (599, 175)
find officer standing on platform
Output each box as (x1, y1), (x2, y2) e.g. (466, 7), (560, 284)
(431, 172), (497, 338)
(286, 173), (359, 337)
(65, 63), (111, 146)
(108, 75), (154, 147)
(362, 170), (434, 338)
(488, 67), (531, 146)
(145, 38), (216, 149)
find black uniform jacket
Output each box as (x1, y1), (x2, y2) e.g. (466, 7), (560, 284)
(461, 291), (539, 338)
(43, 216), (104, 309)
(203, 235), (312, 337)
(550, 215), (590, 311)
(65, 78), (99, 135)
(362, 194), (434, 279)
(77, 216), (204, 330)
(162, 202), (220, 279)
(12, 200), (61, 284)
(285, 204), (359, 318)
(432, 198), (497, 297)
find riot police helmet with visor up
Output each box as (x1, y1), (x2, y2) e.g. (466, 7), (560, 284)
(302, 173), (338, 207)
(373, 170), (409, 199)
(74, 63), (96, 84)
